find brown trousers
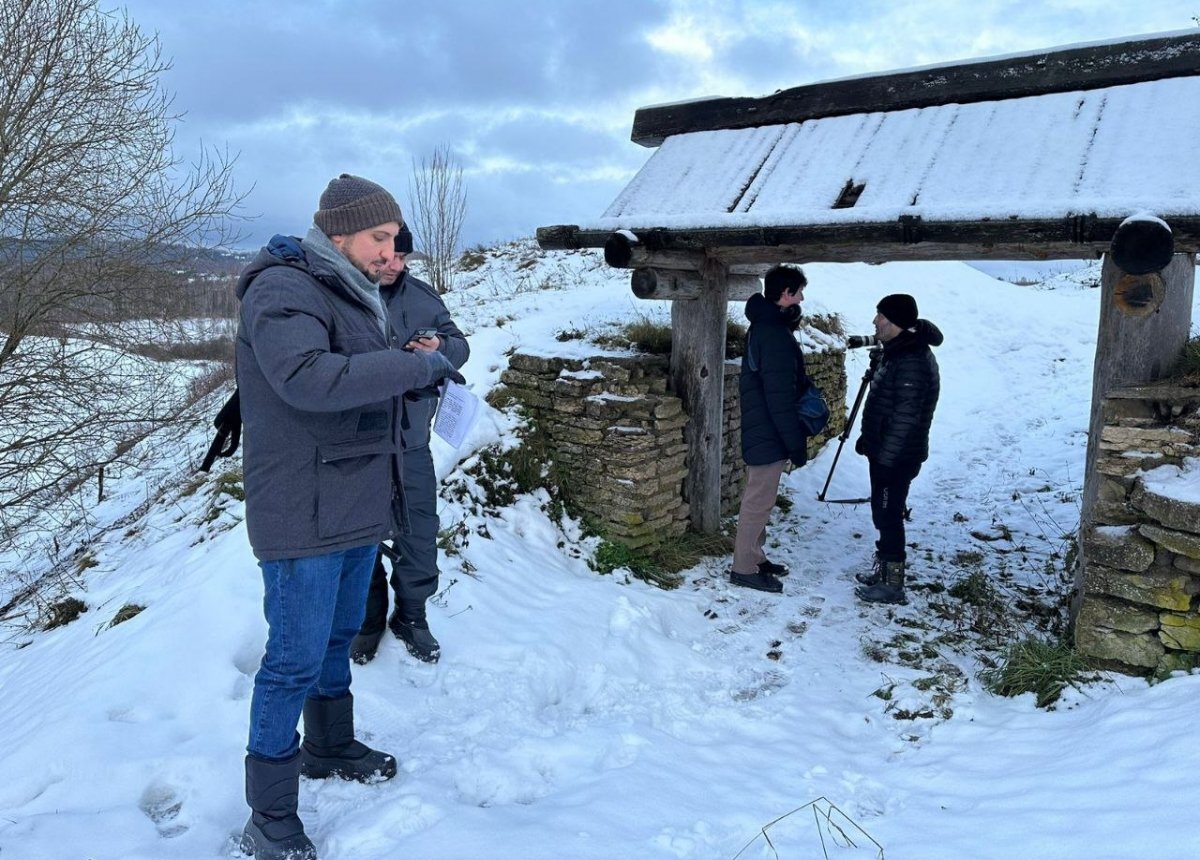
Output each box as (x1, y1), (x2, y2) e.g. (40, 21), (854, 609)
(732, 459), (787, 574)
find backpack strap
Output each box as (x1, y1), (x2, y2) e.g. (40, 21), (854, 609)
(199, 388), (241, 472)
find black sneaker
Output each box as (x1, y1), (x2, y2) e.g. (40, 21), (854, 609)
(729, 571), (783, 593)
(350, 630), (384, 665)
(758, 560), (789, 577)
(389, 613), (441, 663)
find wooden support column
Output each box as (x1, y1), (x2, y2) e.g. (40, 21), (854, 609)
(1078, 252), (1196, 588)
(670, 257), (729, 534)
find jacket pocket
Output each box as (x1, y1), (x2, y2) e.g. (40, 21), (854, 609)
(315, 439), (395, 539)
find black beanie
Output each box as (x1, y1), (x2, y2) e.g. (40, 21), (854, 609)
(395, 223), (414, 254)
(313, 174), (404, 237)
(877, 294), (918, 329)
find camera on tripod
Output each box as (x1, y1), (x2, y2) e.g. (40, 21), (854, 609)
(846, 334), (880, 349)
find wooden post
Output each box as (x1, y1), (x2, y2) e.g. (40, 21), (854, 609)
(670, 257), (729, 533)
(1078, 252), (1195, 586)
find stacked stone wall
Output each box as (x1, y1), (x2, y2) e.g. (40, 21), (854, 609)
(1076, 384), (1200, 675)
(498, 346), (847, 550)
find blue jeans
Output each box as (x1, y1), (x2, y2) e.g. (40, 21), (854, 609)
(247, 544), (377, 760)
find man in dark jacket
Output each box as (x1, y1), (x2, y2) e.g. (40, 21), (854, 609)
(235, 174), (464, 860)
(731, 265), (812, 593)
(853, 293), (942, 605)
(350, 225), (469, 665)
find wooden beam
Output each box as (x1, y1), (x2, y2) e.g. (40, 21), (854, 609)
(1110, 215), (1175, 274)
(670, 258), (729, 534)
(1077, 252), (1196, 592)
(631, 267), (761, 301)
(537, 215), (1200, 263)
(632, 31), (1200, 146)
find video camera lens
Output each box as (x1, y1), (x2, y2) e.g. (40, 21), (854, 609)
(846, 334), (880, 349)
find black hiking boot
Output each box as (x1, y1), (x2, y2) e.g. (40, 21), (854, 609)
(758, 559), (790, 577)
(241, 752), (317, 860)
(729, 570), (784, 593)
(855, 559), (907, 605)
(299, 693), (397, 783)
(388, 602), (440, 663)
(349, 630), (384, 665)
(855, 554), (883, 586)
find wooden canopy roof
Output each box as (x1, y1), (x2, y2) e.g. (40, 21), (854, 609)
(538, 30), (1200, 265)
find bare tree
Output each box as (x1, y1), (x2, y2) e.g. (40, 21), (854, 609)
(407, 144), (467, 294)
(0, 0), (243, 542)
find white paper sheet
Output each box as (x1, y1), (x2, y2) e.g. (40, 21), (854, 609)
(432, 380), (480, 448)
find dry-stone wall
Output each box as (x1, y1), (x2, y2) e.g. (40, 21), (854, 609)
(497, 347), (846, 551)
(1076, 383), (1200, 675)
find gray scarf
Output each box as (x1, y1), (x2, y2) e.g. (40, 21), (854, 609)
(302, 226), (389, 336)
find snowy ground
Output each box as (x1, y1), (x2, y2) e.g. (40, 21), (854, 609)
(1, 246), (1197, 860)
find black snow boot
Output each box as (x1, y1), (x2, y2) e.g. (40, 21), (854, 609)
(388, 601), (441, 663)
(299, 693), (397, 782)
(758, 559), (790, 577)
(855, 554), (883, 586)
(855, 559), (907, 605)
(241, 752), (317, 860)
(728, 570), (784, 593)
(349, 630), (383, 665)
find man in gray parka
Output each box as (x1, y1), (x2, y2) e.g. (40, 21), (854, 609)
(235, 174), (464, 860)
(350, 224), (469, 665)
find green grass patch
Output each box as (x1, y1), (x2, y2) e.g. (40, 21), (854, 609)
(979, 637), (1089, 708)
(1172, 334), (1200, 382)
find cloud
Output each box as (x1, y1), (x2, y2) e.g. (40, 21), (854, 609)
(114, 0), (1200, 248)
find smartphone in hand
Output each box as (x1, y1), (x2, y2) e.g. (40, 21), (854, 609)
(414, 328), (438, 340)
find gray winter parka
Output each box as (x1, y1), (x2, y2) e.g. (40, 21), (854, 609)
(236, 234), (441, 561)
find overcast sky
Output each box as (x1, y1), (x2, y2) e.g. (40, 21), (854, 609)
(114, 0), (1199, 250)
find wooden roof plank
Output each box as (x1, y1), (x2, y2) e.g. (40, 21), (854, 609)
(632, 30), (1200, 146)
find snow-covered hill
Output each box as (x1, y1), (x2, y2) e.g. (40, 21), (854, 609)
(1, 245), (1197, 860)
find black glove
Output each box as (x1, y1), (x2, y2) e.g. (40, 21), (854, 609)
(422, 349), (466, 387)
(854, 435), (867, 456)
(789, 449), (806, 468)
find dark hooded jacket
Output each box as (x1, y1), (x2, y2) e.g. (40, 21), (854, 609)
(235, 235), (441, 561)
(739, 293), (811, 467)
(859, 319), (943, 468)
(382, 270), (469, 450)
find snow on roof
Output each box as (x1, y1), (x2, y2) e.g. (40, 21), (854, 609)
(585, 76), (1200, 233)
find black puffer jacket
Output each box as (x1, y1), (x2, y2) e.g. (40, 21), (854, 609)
(859, 319), (943, 468)
(739, 293), (811, 467)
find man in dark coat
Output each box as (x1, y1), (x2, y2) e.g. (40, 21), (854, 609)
(350, 225), (469, 665)
(853, 293), (942, 605)
(731, 265), (812, 593)
(235, 174), (464, 860)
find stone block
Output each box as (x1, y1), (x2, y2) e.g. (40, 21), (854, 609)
(1156, 651), (1199, 675)
(1082, 527), (1155, 572)
(1131, 475), (1200, 533)
(1174, 555), (1200, 574)
(1076, 594), (1159, 634)
(1092, 500), (1142, 526)
(1075, 624), (1164, 669)
(1139, 524), (1200, 560)
(1159, 613), (1200, 651)
(1085, 563), (1198, 611)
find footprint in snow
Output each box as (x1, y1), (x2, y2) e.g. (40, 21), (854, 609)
(138, 781), (188, 838)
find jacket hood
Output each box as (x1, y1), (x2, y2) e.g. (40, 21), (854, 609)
(237, 234), (309, 299)
(914, 319), (944, 347)
(886, 318), (944, 353)
(744, 292), (798, 327)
